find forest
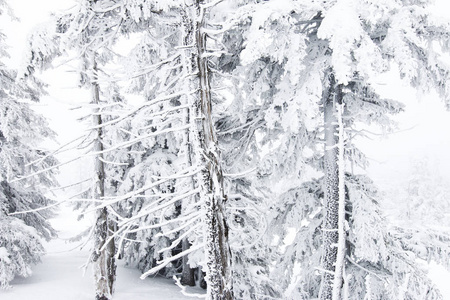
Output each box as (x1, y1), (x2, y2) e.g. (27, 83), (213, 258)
(1, 0), (450, 299)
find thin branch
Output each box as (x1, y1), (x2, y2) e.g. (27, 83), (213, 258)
(224, 168), (257, 179)
(10, 155), (85, 183)
(8, 199), (67, 216)
(125, 211), (203, 234)
(25, 135), (86, 167)
(173, 276), (206, 299)
(140, 243), (205, 279)
(49, 178), (91, 192)
(98, 156), (128, 166)
(157, 222), (202, 254)
(87, 90), (196, 130)
(94, 124), (192, 155)
(109, 53), (181, 82)
(346, 255), (387, 282)
(200, 0), (225, 10)
(120, 187), (201, 226)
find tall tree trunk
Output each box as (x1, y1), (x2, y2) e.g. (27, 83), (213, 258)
(178, 6), (199, 289)
(90, 54), (116, 300)
(319, 73), (345, 300)
(181, 238), (196, 286)
(180, 1), (233, 299)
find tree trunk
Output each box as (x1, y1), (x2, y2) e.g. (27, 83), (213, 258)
(319, 72), (345, 300)
(90, 54), (116, 300)
(180, 1), (233, 299)
(181, 238), (196, 286)
(178, 8), (199, 289)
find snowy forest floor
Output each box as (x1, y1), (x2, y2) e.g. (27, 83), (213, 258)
(0, 204), (202, 300)
(1, 203), (450, 299)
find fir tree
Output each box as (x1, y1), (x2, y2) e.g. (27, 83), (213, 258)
(24, 1), (125, 297)
(232, 0), (450, 299)
(0, 0), (58, 289)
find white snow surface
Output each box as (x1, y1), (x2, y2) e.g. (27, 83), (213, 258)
(0, 204), (202, 300)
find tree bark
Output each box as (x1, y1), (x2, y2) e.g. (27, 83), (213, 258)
(181, 238), (196, 286)
(319, 72), (345, 300)
(90, 54), (116, 300)
(178, 6), (200, 289)
(180, 1), (233, 299)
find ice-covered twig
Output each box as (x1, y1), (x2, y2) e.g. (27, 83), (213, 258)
(173, 276), (207, 298)
(157, 222), (202, 253)
(224, 168), (257, 179)
(125, 211), (203, 234)
(87, 90), (196, 130)
(49, 178), (91, 192)
(140, 243), (205, 279)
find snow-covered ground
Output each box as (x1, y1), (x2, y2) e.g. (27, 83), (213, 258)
(3, 203), (449, 299)
(0, 204), (203, 300)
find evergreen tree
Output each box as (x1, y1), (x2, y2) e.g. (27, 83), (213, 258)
(231, 0), (450, 299)
(114, 1), (234, 298)
(26, 1), (234, 298)
(0, 0), (58, 289)
(20, 0), (450, 299)
(24, 1), (125, 298)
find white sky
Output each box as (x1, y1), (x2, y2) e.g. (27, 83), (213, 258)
(360, 74), (450, 187)
(1, 0), (450, 190)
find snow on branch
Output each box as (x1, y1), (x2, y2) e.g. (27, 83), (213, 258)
(91, 168), (201, 211)
(8, 199), (66, 216)
(9, 155), (85, 183)
(223, 168), (257, 179)
(97, 124), (192, 154)
(119, 187), (201, 226)
(140, 243), (205, 280)
(110, 53), (181, 82)
(199, 0), (224, 10)
(49, 178), (92, 192)
(173, 276), (207, 298)
(24, 134), (86, 167)
(125, 211), (203, 234)
(98, 156), (129, 166)
(157, 222), (202, 254)
(87, 91), (195, 130)
(90, 3), (122, 14)
(346, 255), (387, 282)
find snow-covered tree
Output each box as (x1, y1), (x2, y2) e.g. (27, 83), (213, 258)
(231, 0), (450, 299)
(56, 5), (124, 299)
(385, 159), (450, 276)
(392, 159), (450, 225)
(24, 1), (127, 298)
(110, 2), (234, 298)
(27, 1), (234, 298)
(315, 1), (450, 298)
(0, 0), (58, 289)
(20, 0), (450, 299)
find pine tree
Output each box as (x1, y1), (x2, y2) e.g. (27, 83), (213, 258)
(0, 0), (58, 289)
(112, 18), (197, 283)
(315, 1), (450, 297)
(115, 1), (234, 298)
(27, 1), (235, 298)
(232, 0), (450, 299)
(24, 1), (125, 298)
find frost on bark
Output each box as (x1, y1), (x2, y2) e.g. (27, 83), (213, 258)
(90, 54), (116, 300)
(180, 52), (198, 288)
(180, 1), (233, 299)
(319, 72), (346, 300)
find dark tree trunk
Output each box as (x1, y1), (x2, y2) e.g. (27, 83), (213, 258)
(181, 238), (196, 286)
(319, 72), (344, 300)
